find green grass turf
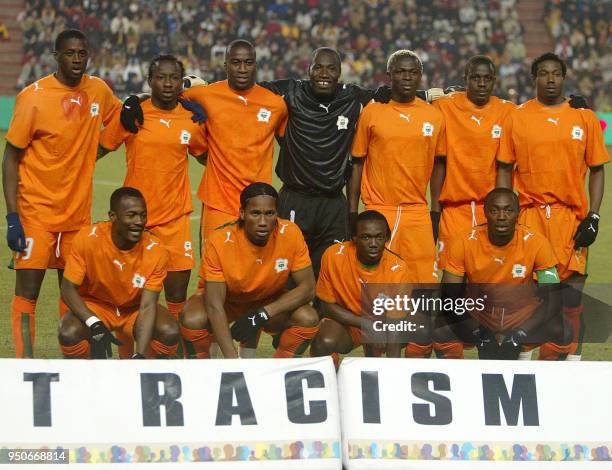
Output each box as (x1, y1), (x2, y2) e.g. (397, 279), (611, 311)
(0, 130), (611, 359)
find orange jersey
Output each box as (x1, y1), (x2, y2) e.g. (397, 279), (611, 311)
(99, 100), (208, 226)
(64, 221), (168, 310)
(497, 99), (609, 217)
(200, 219), (311, 304)
(316, 242), (409, 315)
(6, 74), (120, 231)
(351, 98), (446, 206)
(183, 81), (288, 215)
(433, 92), (515, 204)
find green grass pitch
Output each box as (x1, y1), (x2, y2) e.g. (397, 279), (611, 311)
(0, 131), (611, 359)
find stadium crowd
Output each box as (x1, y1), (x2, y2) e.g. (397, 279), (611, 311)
(16, 0), (608, 110)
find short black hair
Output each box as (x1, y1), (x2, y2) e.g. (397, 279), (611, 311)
(240, 182), (278, 209)
(110, 187), (145, 211)
(54, 29), (88, 52)
(225, 39), (255, 60)
(464, 55), (496, 77)
(531, 52), (567, 78)
(148, 54), (185, 81)
(356, 210), (390, 235)
(484, 188), (519, 210)
(311, 47), (341, 67)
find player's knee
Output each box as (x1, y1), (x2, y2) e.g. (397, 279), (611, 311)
(180, 303), (208, 331)
(311, 331), (338, 356)
(155, 319), (180, 346)
(58, 313), (88, 346)
(290, 305), (320, 328)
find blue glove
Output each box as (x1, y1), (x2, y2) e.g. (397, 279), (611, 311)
(178, 98), (207, 124)
(6, 212), (26, 252)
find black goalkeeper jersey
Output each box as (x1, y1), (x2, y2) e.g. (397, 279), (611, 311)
(260, 79), (375, 196)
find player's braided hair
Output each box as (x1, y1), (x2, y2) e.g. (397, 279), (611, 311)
(54, 29), (88, 52)
(148, 54), (185, 81)
(240, 182), (278, 209)
(531, 52), (567, 78)
(110, 187), (145, 211)
(484, 188), (519, 211)
(464, 55), (496, 78)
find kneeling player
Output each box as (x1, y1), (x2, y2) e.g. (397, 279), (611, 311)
(441, 188), (564, 360)
(311, 210), (424, 365)
(180, 183), (319, 359)
(58, 187), (179, 358)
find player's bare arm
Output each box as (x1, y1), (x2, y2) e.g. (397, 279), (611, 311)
(204, 280), (238, 358)
(60, 278), (98, 323)
(589, 165), (605, 214)
(441, 270), (478, 338)
(263, 266), (315, 317)
(319, 299), (362, 329)
(430, 156), (446, 213)
(133, 289), (159, 356)
(347, 157), (365, 229)
(520, 270), (562, 336)
(496, 161), (513, 189)
(2, 142), (24, 214)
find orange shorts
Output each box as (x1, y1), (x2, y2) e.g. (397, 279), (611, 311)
(367, 204), (438, 283)
(200, 204), (238, 247)
(472, 298), (541, 334)
(149, 214), (195, 272)
(12, 224), (79, 270)
(519, 205), (586, 281)
(438, 202), (485, 269)
(85, 299), (139, 339)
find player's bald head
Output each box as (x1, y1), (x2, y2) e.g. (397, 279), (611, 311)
(225, 39), (255, 60)
(484, 188), (519, 211)
(311, 47), (341, 68)
(110, 187), (146, 212)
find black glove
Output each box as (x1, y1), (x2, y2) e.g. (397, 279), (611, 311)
(6, 212), (26, 252)
(231, 307), (270, 343)
(372, 85), (391, 103)
(573, 211), (599, 248)
(120, 95), (144, 133)
(131, 353), (145, 359)
(569, 94), (588, 109)
(499, 328), (527, 360)
(348, 211), (358, 238)
(430, 210), (441, 243)
(473, 326), (498, 360)
(178, 98), (207, 124)
(88, 318), (122, 359)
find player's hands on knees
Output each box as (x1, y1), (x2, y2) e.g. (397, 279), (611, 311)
(87, 317), (123, 359)
(231, 308), (270, 343)
(472, 326), (497, 355)
(120, 95), (144, 133)
(178, 98), (207, 124)
(573, 211), (599, 248)
(6, 212), (26, 252)
(499, 328), (527, 359)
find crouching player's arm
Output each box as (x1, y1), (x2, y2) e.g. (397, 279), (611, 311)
(134, 289), (160, 357)
(515, 267), (562, 339)
(205, 281), (239, 359)
(440, 270), (479, 340)
(61, 279), (100, 326)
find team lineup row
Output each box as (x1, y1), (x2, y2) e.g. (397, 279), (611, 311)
(2, 29), (609, 361)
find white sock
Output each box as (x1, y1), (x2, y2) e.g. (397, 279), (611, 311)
(566, 354), (582, 361)
(518, 350), (533, 361)
(209, 342), (223, 359)
(240, 347), (257, 359)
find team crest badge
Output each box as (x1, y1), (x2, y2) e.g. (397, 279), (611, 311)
(180, 130), (191, 144)
(274, 258), (289, 273)
(132, 273), (146, 288)
(571, 126), (584, 141)
(337, 115), (349, 130)
(90, 102), (99, 117)
(257, 108), (272, 123)
(422, 122), (434, 137)
(511, 264), (527, 278)
(491, 124), (502, 139)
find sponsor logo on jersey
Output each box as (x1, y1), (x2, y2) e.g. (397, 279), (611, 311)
(571, 126), (584, 141)
(132, 273), (146, 288)
(257, 107), (272, 123)
(90, 102), (99, 117)
(422, 122), (434, 137)
(491, 124), (502, 139)
(274, 258), (289, 273)
(471, 115), (483, 126)
(337, 115), (349, 130)
(511, 264), (527, 278)
(547, 117), (559, 126)
(160, 119), (172, 128)
(180, 130), (191, 144)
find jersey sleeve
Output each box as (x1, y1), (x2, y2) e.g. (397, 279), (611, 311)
(203, 238), (225, 282)
(533, 237), (558, 272)
(584, 110), (610, 167)
(188, 123), (208, 157)
(99, 108), (129, 151)
(258, 79), (294, 96)
(5, 89), (36, 149)
(63, 228), (89, 286)
(315, 248), (337, 303)
(444, 236), (467, 277)
(497, 111), (516, 164)
(181, 86), (206, 106)
(291, 224), (312, 272)
(143, 248), (169, 292)
(101, 82), (121, 126)
(435, 114), (447, 156)
(351, 106), (373, 158)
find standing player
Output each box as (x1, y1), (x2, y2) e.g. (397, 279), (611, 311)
(2, 29), (120, 357)
(348, 50), (445, 284)
(311, 210), (413, 365)
(58, 187), (178, 358)
(442, 188), (563, 360)
(497, 53), (609, 360)
(99, 55), (207, 321)
(179, 183), (319, 359)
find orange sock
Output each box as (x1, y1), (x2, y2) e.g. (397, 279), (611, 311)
(273, 325), (319, 358)
(433, 341), (464, 359)
(149, 339), (178, 358)
(405, 342), (433, 358)
(11, 296), (36, 358)
(60, 339), (90, 358)
(166, 301), (185, 320)
(58, 298), (69, 318)
(180, 325), (212, 358)
(539, 305), (583, 360)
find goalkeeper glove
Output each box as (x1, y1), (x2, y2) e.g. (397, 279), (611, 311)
(231, 307), (270, 342)
(131, 353), (145, 359)
(6, 212), (26, 252)
(178, 98), (207, 124)
(120, 95), (144, 133)
(426, 86), (466, 103)
(569, 94), (588, 109)
(499, 328), (527, 360)
(573, 211), (599, 248)
(183, 75), (208, 88)
(473, 326), (498, 360)
(87, 317), (122, 359)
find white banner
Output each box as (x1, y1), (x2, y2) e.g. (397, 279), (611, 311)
(338, 358), (612, 469)
(0, 358), (341, 469)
